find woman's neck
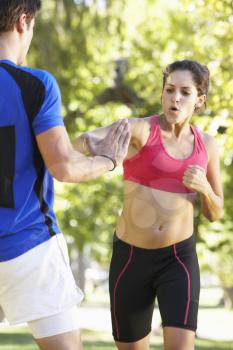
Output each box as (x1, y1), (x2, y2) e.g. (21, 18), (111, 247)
(159, 114), (192, 140)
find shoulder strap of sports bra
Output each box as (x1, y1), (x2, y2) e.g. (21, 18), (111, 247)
(147, 114), (160, 142)
(190, 124), (208, 155)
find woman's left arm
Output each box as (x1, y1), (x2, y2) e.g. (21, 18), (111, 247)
(200, 135), (224, 221)
(183, 135), (224, 222)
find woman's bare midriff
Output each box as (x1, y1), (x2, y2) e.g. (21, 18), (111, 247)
(115, 180), (196, 249)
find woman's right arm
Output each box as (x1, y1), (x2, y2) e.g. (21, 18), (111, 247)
(74, 117), (150, 156)
(74, 124), (114, 155)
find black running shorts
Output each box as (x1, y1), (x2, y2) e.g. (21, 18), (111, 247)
(109, 233), (200, 342)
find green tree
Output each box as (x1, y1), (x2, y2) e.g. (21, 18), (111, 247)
(28, 0), (233, 299)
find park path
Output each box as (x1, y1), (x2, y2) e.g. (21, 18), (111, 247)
(0, 304), (233, 342)
(78, 304), (233, 342)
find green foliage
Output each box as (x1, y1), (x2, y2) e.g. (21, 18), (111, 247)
(28, 0), (233, 292)
(1, 327), (233, 349)
(56, 173), (123, 263)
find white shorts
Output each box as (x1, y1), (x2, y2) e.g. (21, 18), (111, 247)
(28, 305), (80, 339)
(0, 234), (84, 337)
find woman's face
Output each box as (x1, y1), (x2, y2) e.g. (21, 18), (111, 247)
(162, 69), (205, 125)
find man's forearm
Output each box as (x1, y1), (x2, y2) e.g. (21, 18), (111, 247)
(48, 152), (114, 183)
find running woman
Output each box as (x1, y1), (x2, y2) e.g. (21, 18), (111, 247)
(0, 1), (130, 349)
(76, 59), (224, 350)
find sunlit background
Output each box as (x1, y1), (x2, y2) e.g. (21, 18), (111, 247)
(0, 0), (233, 349)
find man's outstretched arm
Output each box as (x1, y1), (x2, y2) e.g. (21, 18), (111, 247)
(36, 119), (130, 183)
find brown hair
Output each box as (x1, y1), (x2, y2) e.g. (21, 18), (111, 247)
(0, 0), (41, 33)
(163, 60), (210, 97)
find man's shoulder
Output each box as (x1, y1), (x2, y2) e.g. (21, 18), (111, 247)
(0, 61), (59, 91)
(20, 66), (57, 87)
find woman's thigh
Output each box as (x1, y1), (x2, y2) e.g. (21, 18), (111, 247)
(109, 236), (155, 343)
(156, 237), (200, 331)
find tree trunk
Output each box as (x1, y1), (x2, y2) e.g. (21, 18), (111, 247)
(0, 306), (5, 322)
(77, 251), (86, 293)
(223, 287), (233, 309)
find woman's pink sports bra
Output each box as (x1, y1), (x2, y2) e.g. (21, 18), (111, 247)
(123, 115), (208, 194)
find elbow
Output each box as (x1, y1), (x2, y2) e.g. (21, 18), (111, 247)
(206, 215), (218, 223)
(204, 210), (223, 222)
(49, 166), (70, 182)
(53, 170), (71, 183)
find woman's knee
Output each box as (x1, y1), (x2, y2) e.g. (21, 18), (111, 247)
(115, 334), (150, 350)
(163, 327), (195, 350)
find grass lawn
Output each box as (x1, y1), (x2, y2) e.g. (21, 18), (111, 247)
(0, 327), (233, 350)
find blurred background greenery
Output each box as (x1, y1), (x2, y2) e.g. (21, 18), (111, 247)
(29, 0), (233, 302)
(29, 0), (233, 306)
(1, 0), (233, 348)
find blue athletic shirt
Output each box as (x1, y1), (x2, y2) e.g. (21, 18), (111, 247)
(0, 60), (64, 261)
